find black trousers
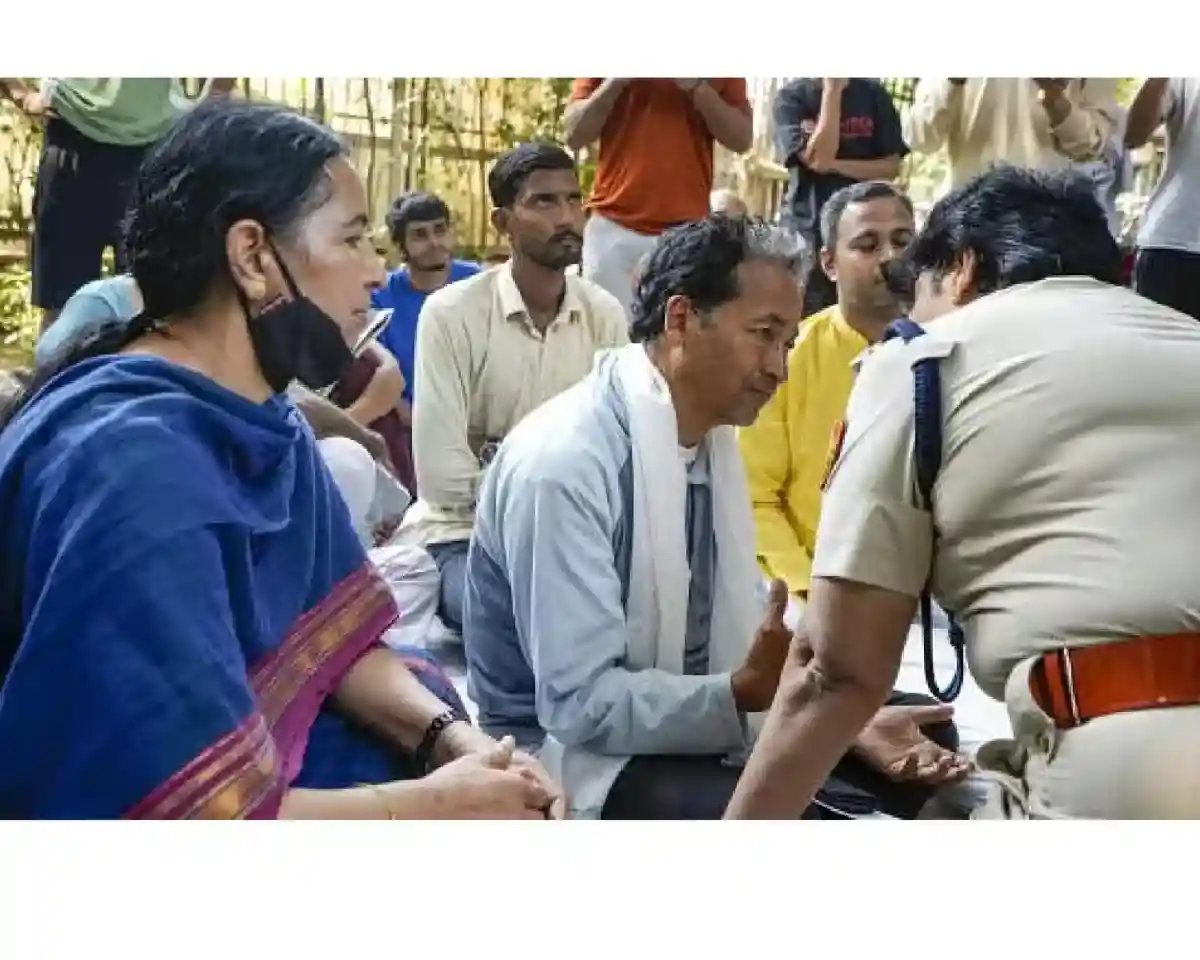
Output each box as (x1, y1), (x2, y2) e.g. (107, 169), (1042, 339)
(601, 691), (959, 820)
(31, 118), (150, 310)
(1134, 248), (1200, 321)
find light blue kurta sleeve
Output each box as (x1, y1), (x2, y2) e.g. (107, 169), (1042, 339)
(499, 462), (746, 757)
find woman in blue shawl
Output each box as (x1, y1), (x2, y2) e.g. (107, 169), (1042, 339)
(0, 98), (562, 819)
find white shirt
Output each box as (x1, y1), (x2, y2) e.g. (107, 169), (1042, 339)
(1137, 78), (1200, 254)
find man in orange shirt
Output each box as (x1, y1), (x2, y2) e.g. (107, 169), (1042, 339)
(564, 78), (753, 317)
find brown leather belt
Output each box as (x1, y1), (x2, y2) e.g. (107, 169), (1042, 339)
(1031, 632), (1200, 730)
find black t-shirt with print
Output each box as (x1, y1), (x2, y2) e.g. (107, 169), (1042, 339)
(773, 77), (910, 242)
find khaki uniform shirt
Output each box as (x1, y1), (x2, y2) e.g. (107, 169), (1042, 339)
(814, 277), (1200, 817)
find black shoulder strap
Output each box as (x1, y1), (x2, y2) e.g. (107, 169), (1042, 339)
(880, 319), (966, 703)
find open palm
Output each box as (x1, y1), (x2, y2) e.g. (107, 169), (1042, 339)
(855, 703), (971, 784)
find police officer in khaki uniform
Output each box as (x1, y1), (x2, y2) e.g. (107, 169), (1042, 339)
(725, 164), (1200, 820)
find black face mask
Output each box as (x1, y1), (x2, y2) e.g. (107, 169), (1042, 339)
(244, 245), (355, 395)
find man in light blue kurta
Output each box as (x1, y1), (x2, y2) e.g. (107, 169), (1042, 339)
(465, 349), (743, 752)
(463, 214), (963, 820)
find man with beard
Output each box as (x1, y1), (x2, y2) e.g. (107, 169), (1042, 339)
(740, 181), (915, 602)
(398, 143), (628, 634)
(335, 191), (481, 494)
(371, 190), (481, 419)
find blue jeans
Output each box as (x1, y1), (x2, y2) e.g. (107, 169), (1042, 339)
(427, 539), (469, 633)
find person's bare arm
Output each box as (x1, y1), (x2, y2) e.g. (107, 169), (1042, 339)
(288, 383), (387, 460)
(1038, 78), (1116, 162)
(725, 578), (915, 818)
(689, 81), (753, 154)
(726, 338), (939, 818)
(828, 156), (903, 181)
(344, 343), (407, 427)
(1125, 78), (1172, 148)
(803, 79), (845, 170)
(280, 782), (437, 819)
(333, 647), (493, 762)
(200, 78), (238, 100)
(562, 79), (630, 151)
(0, 78), (31, 103)
(0, 78), (51, 117)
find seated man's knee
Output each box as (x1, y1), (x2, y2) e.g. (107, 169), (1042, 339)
(428, 540), (470, 631)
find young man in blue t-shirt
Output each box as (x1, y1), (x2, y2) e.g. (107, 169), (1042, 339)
(372, 190), (481, 420)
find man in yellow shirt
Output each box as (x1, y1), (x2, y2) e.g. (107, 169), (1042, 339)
(740, 180), (914, 597)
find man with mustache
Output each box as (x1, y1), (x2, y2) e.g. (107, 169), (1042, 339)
(740, 180), (917, 603)
(397, 143), (628, 635)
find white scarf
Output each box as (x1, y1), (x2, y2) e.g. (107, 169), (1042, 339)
(617, 345), (762, 678)
(540, 344), (764, 817)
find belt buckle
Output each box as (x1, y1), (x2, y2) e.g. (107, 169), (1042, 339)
(1060, 648), (1082, 727)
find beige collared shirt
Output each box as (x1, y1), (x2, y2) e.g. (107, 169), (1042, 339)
(402, 262), (629, 547)
(907, 78), (1118, 194)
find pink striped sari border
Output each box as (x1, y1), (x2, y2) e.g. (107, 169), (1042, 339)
(124, 713), (283, 820)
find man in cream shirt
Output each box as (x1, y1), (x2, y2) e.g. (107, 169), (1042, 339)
(400, 143), (628, 633)
(907, 78), (1118, 194)
(726, 165), (1200, 821)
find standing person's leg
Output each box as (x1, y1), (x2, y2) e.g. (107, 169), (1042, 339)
(31, 120), (115, 332)
(582, 213), (656, 318)
(1135, 247), (1200, 321)
(427, 538), (470, 633)
(101, 140), (151, 276)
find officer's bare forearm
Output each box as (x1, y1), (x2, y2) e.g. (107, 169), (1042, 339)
(724, 661), (883, 819)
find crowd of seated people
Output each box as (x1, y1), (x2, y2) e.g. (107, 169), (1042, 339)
(3, 77), (1194, 819)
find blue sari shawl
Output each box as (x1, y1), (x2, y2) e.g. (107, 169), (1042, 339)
(0, 356), (458, 818)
